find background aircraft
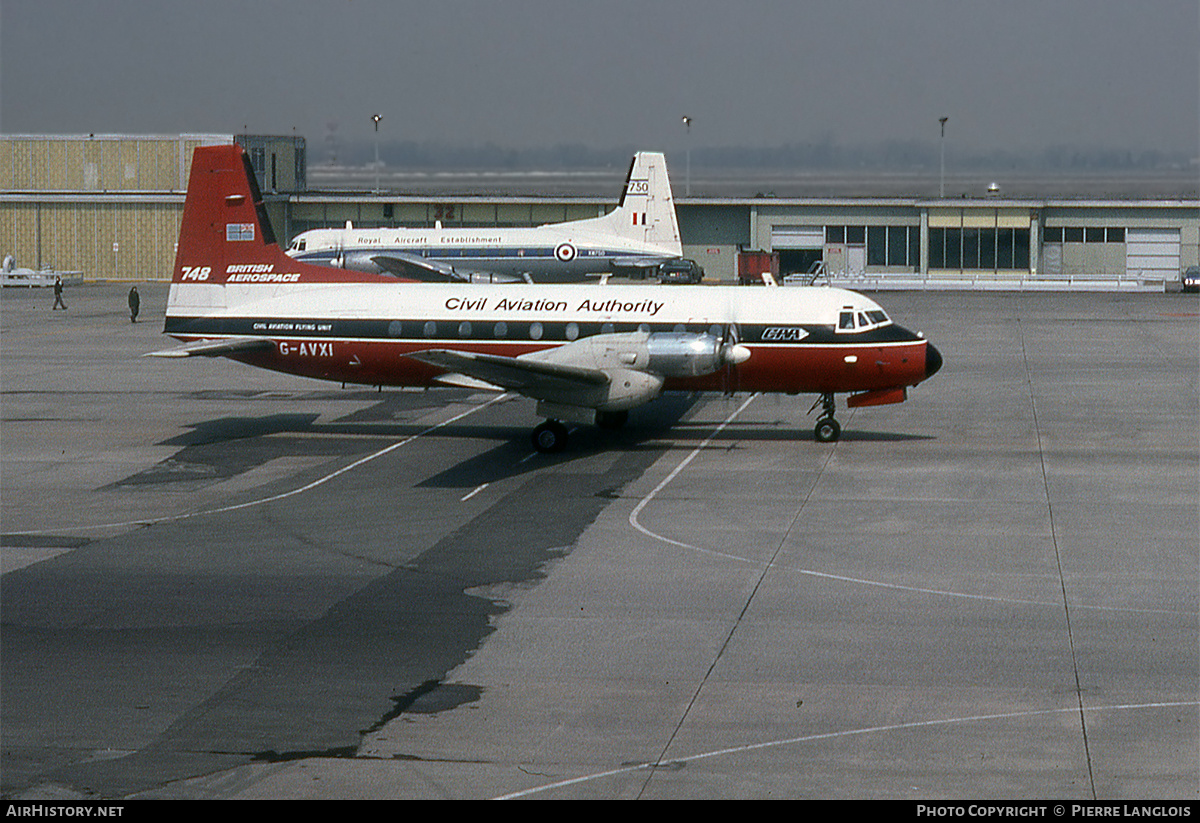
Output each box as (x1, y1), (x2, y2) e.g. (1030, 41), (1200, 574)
(154, 146), (941, 451)
(284, 152), (686, 284)
(1, 255), (82, 286)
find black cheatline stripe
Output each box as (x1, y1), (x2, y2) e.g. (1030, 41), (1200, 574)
(164, 316), (919, 346)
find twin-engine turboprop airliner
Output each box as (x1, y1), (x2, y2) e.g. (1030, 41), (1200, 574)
(152, 145), (942, 451)
(284, 151), (684, 283)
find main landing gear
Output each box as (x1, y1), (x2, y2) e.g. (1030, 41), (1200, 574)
(810, 392), (841, 443)
(532, 420), (569, 454)
(531, 409), (627, 454)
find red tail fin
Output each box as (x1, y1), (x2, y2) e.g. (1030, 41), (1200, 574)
(172, 145), (389, 285)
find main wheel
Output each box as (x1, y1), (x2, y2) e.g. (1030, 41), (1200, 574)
(814, 417), (841, 443)
(532, 420), (569, 453)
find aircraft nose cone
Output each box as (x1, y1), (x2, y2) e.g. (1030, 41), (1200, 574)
(924, 342), (943, 380)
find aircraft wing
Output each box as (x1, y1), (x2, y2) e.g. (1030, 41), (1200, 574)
(372, 253), (525, 284)
(612, 256), (675, 270)
(144, 337), (274, 358)
(406, 348), (608, 393)
(371, 253), (462, 282)
(405, 348), (612, 408)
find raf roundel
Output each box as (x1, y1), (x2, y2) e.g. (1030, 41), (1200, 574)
(555, 242), (577, 262)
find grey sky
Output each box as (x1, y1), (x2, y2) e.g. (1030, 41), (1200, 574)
(2, 0), (1197, 157)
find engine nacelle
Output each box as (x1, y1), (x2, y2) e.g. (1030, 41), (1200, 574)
(522, 330), (750, 414)
(645, 332), (727, 377)
(532, 330), (748, 379)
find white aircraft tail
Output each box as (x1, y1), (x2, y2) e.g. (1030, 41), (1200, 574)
(570, 152), (682, 256)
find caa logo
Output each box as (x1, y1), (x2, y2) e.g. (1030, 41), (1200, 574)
(762, 327), (809, 342)
(555, 243), (577, 262)
(180, 266), (212, 281)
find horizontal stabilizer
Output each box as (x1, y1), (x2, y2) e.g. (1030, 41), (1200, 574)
(145, 337), (274, 358)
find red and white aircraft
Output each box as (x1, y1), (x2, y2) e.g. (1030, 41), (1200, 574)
(153, 145), (942, 452)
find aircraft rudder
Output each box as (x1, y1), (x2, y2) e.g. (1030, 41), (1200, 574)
(609, 152), (682, 255)
(171, 144), (287, 285)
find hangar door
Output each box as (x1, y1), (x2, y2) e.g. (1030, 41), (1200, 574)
(1126, 229), (1180, 281)
(771, 226), (829, 278)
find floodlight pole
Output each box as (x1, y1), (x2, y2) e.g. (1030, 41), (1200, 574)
(682, 116), (692, 198)
(938, 116), (949, 198)
(372, 113), (383, 194)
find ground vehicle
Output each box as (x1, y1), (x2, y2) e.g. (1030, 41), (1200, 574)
(657, 258), (704, 284)
(1182, 266), (1199, 293)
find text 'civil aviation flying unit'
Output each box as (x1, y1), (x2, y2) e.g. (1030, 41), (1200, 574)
(152, 145), (942, 452)
(285, 151), (687, 284)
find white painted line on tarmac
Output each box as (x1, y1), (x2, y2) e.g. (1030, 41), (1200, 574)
(460, 483), (490, 502)
(625, 397), (1194, 616)
(8, 394), (508, 535)
(494, 699), (1200, 799)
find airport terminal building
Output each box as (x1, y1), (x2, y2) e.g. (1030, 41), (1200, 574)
(2, 134), (1196, 288)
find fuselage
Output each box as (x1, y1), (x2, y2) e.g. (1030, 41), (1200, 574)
(285, 224), (681, 281)
(284, 151), (684, 282)
(164, 281), (939, 394)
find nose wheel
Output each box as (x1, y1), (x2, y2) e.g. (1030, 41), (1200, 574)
(810, 393), (841, 443)
(813, 416), (841, 443)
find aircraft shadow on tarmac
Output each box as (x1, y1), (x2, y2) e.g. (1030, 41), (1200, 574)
(119, 390), (931, 492)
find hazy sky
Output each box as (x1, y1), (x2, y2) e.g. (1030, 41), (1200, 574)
(2, 0), (1197, 157)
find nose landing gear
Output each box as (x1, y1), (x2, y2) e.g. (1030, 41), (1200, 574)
(810, 393), (841, 442)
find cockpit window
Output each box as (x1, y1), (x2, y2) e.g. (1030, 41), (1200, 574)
(837, 307), (892, 333)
